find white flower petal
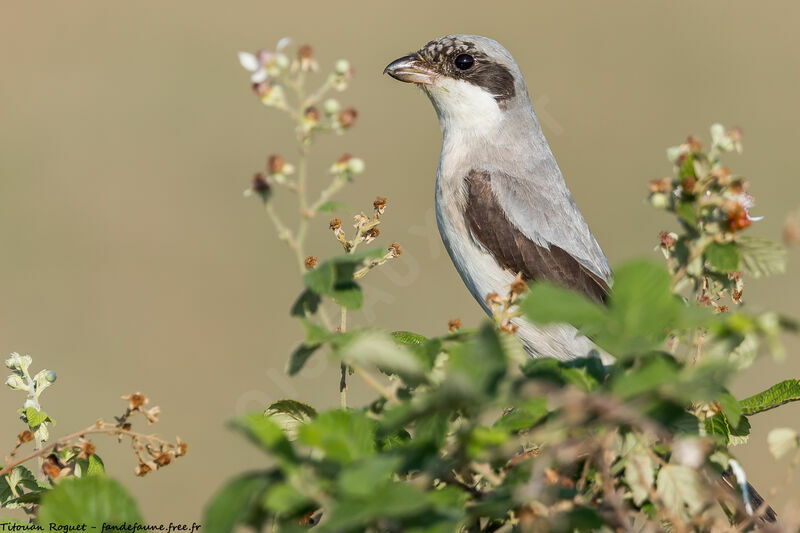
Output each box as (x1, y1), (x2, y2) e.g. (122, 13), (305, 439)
(250, 69), (268, 83)
(238, 51), (260, 72)
(276, 37), (291, 51)
(747, 215), (764, 222)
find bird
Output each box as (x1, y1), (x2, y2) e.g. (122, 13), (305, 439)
(384, 34), (777, 524)
(384, 34), (611, 361)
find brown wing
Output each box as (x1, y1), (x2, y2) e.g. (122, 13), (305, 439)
(464, 170), (609, 303)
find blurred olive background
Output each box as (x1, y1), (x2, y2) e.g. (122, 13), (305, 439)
(2, 0), (800, 523)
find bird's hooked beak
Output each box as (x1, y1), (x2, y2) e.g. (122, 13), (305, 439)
(383, 53), (436, 85)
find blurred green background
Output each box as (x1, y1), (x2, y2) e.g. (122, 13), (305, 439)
(2, 0), (800, 523)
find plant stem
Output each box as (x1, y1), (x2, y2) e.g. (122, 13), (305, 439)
(339, 307), (348, 409)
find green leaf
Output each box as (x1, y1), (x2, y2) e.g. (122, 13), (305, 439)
(493, 398), (548, 432)
(0, 466), (41, 508)
(676, 202), (698, 229)
(611, 354), (679, 399)
(338, 331), (425, 383)
(297, 410), (376, 464)
(75, 454), (106, 477)
(266, 399), (317, 439)
(37, 476), (142, 527)
(286, 343), (321, 376)
(290, 289), (321, 318)
(656, 464), (705, 518)
(204, 473), (272, 533)
(521, 358), (601, 392)
(737, 236), (787, 278)
(303, 249), (385, 297)
(521, 282), (606, 336)
(231, 413), (297, 468)
(740, 379), (800, 415)
(337, 455), (402, 498)
(444, 324), (507, 396)
(705, 241), (740, 273)
(767, 427), (799, 459)
(24, 408), (52, 429)
(317, 483), (430, 532)
(317, 201), (350, 213)
(331, 281), (363, 310)
(391, 331), (429, 346)
(299, 319), (333, 346)
(263, 482), (312, 516)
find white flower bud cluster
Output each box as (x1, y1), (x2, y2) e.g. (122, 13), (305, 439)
(5, 352), (57, 443)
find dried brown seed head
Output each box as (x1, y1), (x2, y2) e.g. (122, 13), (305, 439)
(649, 177), (673, 193)
(298, 45), (313, 60)
(685, 135), (703, 151)
(485, 292), (501, 306)
(329, 217), (342, 231)
(122, 393), (147, 410)
(658, 231), (676, 249)
(448, 318), (462, 332)
(135, 462), (152, 477)
(388, 242), (402, 257)
(18, 430), (34, 444)
(252, 82), (271, 98)
(267, 154), (285, 175)
(304, 256), (318, 269)
(175, 438), (188, 457)
(252, 172), (271, 194)
(373, 196), (387, 214)
(337, 108), (358, 129)
(155, 453), (172, 467)
(304, 107), (320, 122)
(509, 273), (527, 295)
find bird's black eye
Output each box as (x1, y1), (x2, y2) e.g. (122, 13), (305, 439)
(454, 54), (474, 70)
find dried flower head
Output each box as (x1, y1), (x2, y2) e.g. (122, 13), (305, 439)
(388, 242), (402, 258)
(304, 256), (318, 269)
(337, 108), (358, 129)
(448, 318), (462, 332)
(267, 155), (285, 175)
(784, 208), (800, 245)
(17, 429), (34, 445)
(155, 452), (172, 467)
(363, 227), (380, 244)
(175, 437), (188, 457)
(659, 231), (676, 249)
(373, 196), (387, 215)
(509, 273), (527, 296)
(135, 462), (152, 477)
(251, 172), (271, 196)
(144, 406), (160, 425)
(122, 392), (147, 411)
(329, 218), (342, 231)
(485, 292), (502, 306)
(649, 177), (673, 194)
(77, 438), (96, 460)
(353, 213), (370, 228)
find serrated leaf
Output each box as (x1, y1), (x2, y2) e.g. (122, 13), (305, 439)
(493, 398), (548, 433)
(24, 407), (51, 429)
(391, 331), (428, 346)
(266, 399), (316, 439)
(263, 482), (312, 515)
(625, 448), (656, 506)
(331, 281), (363, 310)
(740, 379), (800, 415)
(297, 410), (376, 464)
(705, 242), (740, 273)
(338, 331), (424, 383)
(767, 427), (798, 459)
(337, 455), (402, 498)
(656, 465), (705, 518)
(737, 236), (787, 278)
(38, 476), (142, 527)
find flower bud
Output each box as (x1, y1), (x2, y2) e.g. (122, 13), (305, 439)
(323, 98), (341, 115)
(334, 59), (351, 76)
(5, 353), (32, 373)
(347, 157), (365, 175)
(44, 370), (57, 382)
(649, 193), (669, 209)
(274, 53), (290, 70)
(267, 155), (285, 175)
(5, 374), (28, 391)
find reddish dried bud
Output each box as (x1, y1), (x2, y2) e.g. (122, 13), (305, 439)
(298, 45), (313, 61)
(18, 430), (34, 444)
(373, 196), (387, 213)
(175, 439), (188, 457)
(388, 242), (402, 257)
(329, 217), (342, 231)
(448, 318), (462, 332)
(304, 256), (318, 269)
(364, 227), (380, 240)
(485, 292), (501, 306)
(304, 107), (320, 122)
(716, 305), (729, 313)
(336, 153), (353, 164)
(649, 177), (673, 193)
(658, 231), (676, 249)
(267, 155), (285, 174)
(726, 205), (752, 232)
(78, 439), (96, 459)
(686, 135), (703, 151)
(155, 453), (172, 467)
(252, 172), (271, 194)
(252, 82), (271, 98)
(681, 176), (697, 194)
(42, 454), (63, 479)
(500, 321), (519, 334)
(337, 108), (358, 129)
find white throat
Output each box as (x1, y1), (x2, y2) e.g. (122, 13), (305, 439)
(425, 78), (505, 135)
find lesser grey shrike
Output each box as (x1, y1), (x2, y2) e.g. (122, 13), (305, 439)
(384, 34), (611, 361)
